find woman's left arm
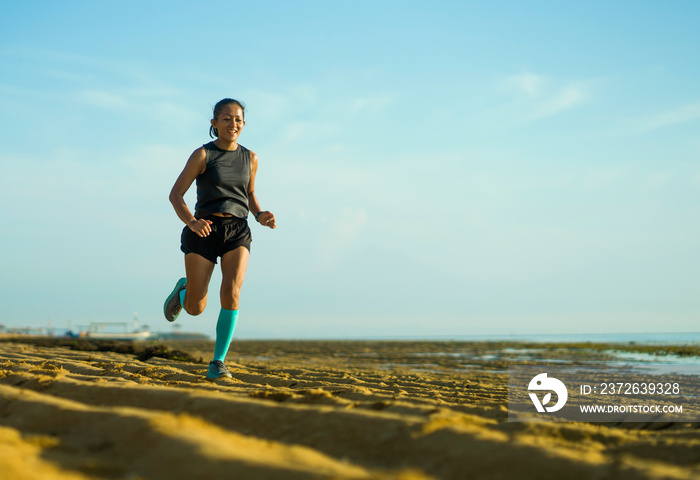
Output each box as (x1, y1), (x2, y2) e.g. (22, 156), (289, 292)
(248, 151), (276, 229)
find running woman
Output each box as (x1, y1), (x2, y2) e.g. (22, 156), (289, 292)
(164, 98), (276, 379)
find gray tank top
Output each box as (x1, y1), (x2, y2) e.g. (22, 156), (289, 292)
(194, 142), (250, 219)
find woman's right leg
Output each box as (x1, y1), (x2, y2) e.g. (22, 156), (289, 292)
(183, 253), (216, 316)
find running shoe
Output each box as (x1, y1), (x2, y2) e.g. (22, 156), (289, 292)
(207, 360), (233, 379)
(163, 277), (186, 322)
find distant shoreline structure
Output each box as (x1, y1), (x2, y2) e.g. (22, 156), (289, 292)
(2, 327), (699, 345)
(0, 321), (209, 341)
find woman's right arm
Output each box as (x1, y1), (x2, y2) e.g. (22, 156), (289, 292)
(168, 147), (212, 237)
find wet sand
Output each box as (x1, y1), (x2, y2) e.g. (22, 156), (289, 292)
(1, 338), (699, 479)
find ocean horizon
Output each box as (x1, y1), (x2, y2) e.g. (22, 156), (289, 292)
(4, 328), (700, 346)
(304, 331), (700, 345)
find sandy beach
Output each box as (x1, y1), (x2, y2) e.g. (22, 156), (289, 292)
(1, 337), (699, 479)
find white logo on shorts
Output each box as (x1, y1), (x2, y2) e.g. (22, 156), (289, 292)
(528, 373), (568, 413)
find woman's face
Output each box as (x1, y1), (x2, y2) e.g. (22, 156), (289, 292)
(212, 103), (245, 143)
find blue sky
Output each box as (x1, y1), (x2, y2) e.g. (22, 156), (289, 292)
(1, 1), (699, 339)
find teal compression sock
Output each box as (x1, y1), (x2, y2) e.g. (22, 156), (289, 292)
(213, 308), (238, 362)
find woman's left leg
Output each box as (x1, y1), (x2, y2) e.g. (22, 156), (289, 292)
(220, 246), (250, 310)
(210, 246), (250, 364)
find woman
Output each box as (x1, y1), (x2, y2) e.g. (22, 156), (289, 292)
(164, 98), (276, 379)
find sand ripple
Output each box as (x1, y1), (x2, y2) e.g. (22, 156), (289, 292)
(1, 340), (699, 479)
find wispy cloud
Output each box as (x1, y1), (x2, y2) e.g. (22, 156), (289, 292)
(497, 72), (589, 123)
(502, 72), (545, 97)
(3, 46), (193, 110)
(240, 89), (293, 123)
(82, 90), (132, 110)
(622, 101), (700, 135)
(78, 88), (200, 126)
(317, 207), (367, 268)
(349, 93), (398, 115)
(582, 165), (629, 189)
(646, 170), (675, 188)
(528, 85), (586, 120)
(1, 47), (166, 88)
(279, 121), (341, 143)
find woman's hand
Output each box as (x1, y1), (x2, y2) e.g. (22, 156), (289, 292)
(188, 218), (213, 237)
(256, 211), (276, 229)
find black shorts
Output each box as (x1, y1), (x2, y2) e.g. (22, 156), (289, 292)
(180, 215), (252, 264)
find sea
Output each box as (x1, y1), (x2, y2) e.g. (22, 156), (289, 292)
(385, 332), (700, 345)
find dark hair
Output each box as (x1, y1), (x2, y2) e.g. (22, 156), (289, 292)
(209, 98), (246, 138)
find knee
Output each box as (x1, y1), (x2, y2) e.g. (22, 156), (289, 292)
(230, 285), (242, 303)
(227, 286), (242, 304)
(221, 284), (242, 310)
(184, 298), (206, 316)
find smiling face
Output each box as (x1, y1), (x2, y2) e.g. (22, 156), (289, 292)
(211, 103), (245, 143)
